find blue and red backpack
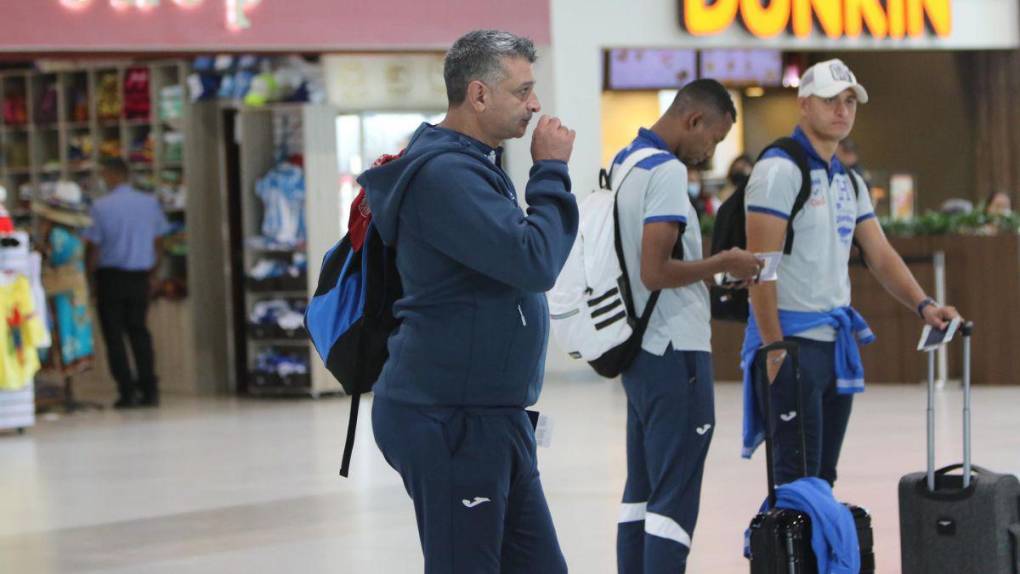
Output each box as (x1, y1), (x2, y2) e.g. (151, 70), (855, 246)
(305, 152), (403, 477)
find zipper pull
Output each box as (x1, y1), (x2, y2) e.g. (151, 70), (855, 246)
(517, 304), (527, 326)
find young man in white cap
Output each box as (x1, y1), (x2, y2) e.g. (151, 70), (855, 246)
(742, 59), (961, 486)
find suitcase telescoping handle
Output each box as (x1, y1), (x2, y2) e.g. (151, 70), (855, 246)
(757, 341), (808, 508)
(926, 321), (974, 492)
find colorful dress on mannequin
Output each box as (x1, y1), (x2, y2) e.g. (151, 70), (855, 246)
(31, 182), (96, 372)
(45, 226), (95, 367)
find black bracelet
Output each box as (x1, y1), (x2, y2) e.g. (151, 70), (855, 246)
(917, 297), (936, 318)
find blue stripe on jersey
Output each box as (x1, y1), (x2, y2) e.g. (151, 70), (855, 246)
(644, 215), (687, 225)
(748, 205), (791, 220)
(635, 153), (674, 170)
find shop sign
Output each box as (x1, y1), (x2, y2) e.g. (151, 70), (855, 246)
(681, 0), (951, 39)
(324, 54), (447, 112)
(57, 0), (262, 30)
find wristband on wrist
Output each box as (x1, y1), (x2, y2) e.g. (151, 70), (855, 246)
(917, 297), (937, 318)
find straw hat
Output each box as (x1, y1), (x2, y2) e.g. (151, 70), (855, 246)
(31, 181), (92, 228)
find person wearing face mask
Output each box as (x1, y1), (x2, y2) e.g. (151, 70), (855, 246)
(610, 79), (763, 574)
(720, 154), (753, 204)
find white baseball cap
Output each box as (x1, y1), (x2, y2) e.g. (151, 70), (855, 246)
(798, 59), (869, 104)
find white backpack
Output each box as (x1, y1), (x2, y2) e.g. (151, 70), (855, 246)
(548, 148), (670, 378)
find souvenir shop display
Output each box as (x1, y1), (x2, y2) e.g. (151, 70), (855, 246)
(162, 132), (184, 164)
(128, 131), (155, 165)
(5, 139), (30, 169)
(249, 347), (310, 389)
(70, 85), (90, 124)
(248, 298), (306, 339)
(187, 54), (325, 105)
(31, 182), (95, 375)
(159, 85), (184, 122)
(232, 104), (340, 396)
(67, 134), (94, 167)
(0, 60), (207, 394)
(100, 137), (122, 160)
(3, 92), (28, 125)
(246, 252), (306, 291)
(123, 67), (152, 120)
(34, 80), (59, 124)
(254, 160), (306, 247)
(0, 211), (51, 432)
(97, 72), (122, 120)
(156, 170), (186, 211)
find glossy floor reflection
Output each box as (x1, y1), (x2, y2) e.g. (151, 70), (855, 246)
(2, 364), (1018, 573)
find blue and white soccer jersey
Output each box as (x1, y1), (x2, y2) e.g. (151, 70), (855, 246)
(615, 130), (712, 355)
(745, 127), (877, 488)
(744, 127), (875, 341)
(612, 128), (716, 574)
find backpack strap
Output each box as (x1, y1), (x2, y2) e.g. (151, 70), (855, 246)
(613, 195), (662, 339)
(339, 393), (360, 477)
(608, 147), (671, 191)
(846, 167), (862, 199)
(846, 167), (869, 266)
(607, 146), (674, 339)
(757, 138), (812, 255)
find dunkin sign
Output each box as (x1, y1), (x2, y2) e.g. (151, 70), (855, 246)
(681, 0), (951, 39)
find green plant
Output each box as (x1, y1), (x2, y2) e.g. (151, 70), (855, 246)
(880, 210), (1020, 236)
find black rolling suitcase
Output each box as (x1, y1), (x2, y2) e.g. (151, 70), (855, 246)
(898, 322), (1020, 574)
(747, 341), (876, 574)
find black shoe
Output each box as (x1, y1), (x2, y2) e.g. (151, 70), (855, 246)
(113, 397), (140, 409)
(138, 395), (160, 408)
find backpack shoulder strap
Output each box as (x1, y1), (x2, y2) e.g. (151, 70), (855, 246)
(845, 167), (870, 266)
(758, 137), (812, 255)
(609, 147), (675, 338)
(608, 147), (672, 192)
(846, 166), (862, 198)
(339, 393), (360, 477)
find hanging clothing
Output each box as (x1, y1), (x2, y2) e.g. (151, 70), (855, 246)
(27, 253), (51, 350)
(42, 227), (95, 367)
(0, 276), (48, 391)
(0, 232), (50, 352)
(255, 162), (306, 246)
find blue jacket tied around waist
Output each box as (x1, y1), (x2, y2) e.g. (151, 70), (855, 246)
(741, 306), (875, 458)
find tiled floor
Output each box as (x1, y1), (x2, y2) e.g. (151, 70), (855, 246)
(2, 363), (1018, 573)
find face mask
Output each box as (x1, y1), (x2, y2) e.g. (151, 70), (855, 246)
(729, 173), (750, 188)
(688, 182), (701, 199)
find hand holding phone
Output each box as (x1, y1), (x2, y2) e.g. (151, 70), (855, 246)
(917, 317), (962, 351)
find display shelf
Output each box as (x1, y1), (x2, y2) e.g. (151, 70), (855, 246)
(0, 61), (209, 396)
(232, 104), (340, 397)
(247, 337), (310, 346)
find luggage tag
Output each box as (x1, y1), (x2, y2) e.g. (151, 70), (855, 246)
(526, 410), (555, 448)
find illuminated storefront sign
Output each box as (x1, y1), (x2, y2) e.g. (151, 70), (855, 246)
(57, 0), (262, 30)
(681, 0), (951, 39)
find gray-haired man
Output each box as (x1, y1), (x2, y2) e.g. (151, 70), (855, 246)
(358, 30), (577, 573)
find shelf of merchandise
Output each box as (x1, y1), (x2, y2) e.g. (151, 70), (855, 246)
(233, 104), (342, 398)
(0, 61), (204, 395)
